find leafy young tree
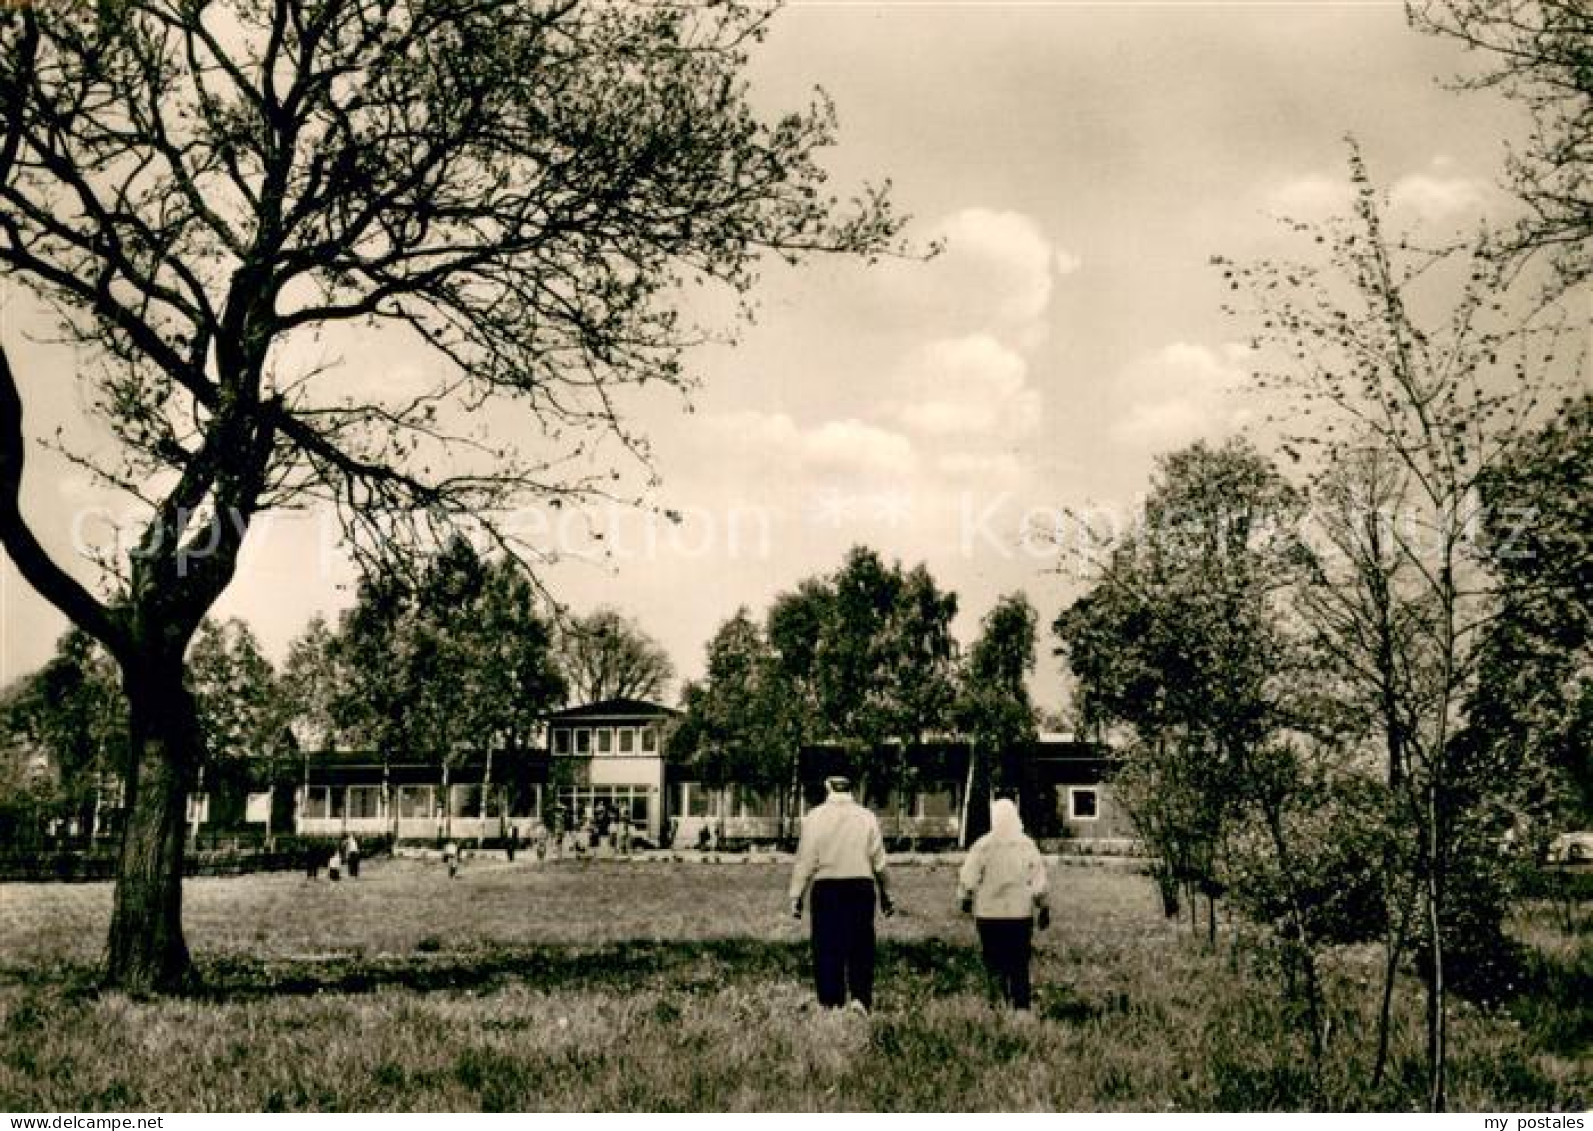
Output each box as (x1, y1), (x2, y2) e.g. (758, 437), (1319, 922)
(816, 547), (898, 767)
(1054, 440), (1307, 949)
(1220, 146), (1578, 1109)
(556, 607), (674, 707)
(188, 618), (281, 761)
(280, 614), (340, 754)
(2, 630), (127, 844)
(671, 608), (791, 790)
(454, 553), (567, 833)
(956, 592), (1038, 844)
(737, 548), (959, 824)
(876, 563), (959, 833)
(1465, 391), (1593, 834)
(1056, 440), (1394, 1064)
(766, 577), (834, 837)
(1409, 0), (1593, 290)
(329, 537), (565, 838)
(186, 617), (285, 839)
(0, 0), (901, 991)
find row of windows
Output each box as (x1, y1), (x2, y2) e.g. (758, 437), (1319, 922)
(302, 784), (519, 820)
(555, 785), (654, 827)
(297, 780), (1100, 823)
(670, 783), (1101, 822)
(551, 725), (660, 757)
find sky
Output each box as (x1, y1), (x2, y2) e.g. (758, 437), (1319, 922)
(0, 0), (1565, 712)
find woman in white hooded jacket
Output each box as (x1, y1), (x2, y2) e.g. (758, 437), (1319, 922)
(957, 798), (1050, 1010)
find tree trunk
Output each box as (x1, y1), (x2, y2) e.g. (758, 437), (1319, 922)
(189, 763), (205, 849)
(1264, 800), (1324, 1063)
(441, 762), (451, 841)
(958, 741), (976, 849)
(1372, 877), (1416, 1088)
(104, 664), (201, 994)
(1426, 776), (1447, 1112)
(479, 746), (494, 848)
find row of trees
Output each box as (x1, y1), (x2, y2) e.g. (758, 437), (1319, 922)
(1, 617), (292, 845)
(1, 542), (678, 846)
(670, 546), (1040, 845)
(1056, 142), (1589, 1108)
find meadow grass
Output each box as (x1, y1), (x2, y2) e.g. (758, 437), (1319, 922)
(0, 857), (1586, 1111)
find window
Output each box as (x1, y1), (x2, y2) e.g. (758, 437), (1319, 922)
(733, 786), (776, 820)
(576, 728), (592, 754)
(618, 728), (635, 754)
(451, 784), (484, 817)
(640, 726), (657, 752)
(916, 788), (956, 820)
(302, 787), (330, 820)
(558, 786), (651, 827)
(347, 786), (382, 820)
(398, 786), (435, 819)
(1069, 787), (1099, 821)
(596, 728), (613, 755)
(554, 728), (572, 755)
(677, 783), (715, 818)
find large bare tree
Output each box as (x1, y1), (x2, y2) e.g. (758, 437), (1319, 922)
(556, 606), (674, 706)
(0, 0), (902, 993)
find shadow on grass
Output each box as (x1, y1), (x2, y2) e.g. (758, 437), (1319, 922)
(1507, 940), (1593, 1055)
(1, 937), (1134, 1032)
(172, 938), (1000, 1005)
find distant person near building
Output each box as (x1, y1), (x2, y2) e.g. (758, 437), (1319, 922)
(957, 798), (1050, 1011)
(788, 775), (894, 1012)
(342, 833), (361, 879)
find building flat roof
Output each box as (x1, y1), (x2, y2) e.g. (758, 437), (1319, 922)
(545, 697), (679, 722)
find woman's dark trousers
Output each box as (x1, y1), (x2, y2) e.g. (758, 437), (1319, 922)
(976, 917), (1033, 1009)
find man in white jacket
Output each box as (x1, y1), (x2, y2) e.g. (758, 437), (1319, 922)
(789, 776), (894, 1011)
(957, 798), (1050, 1010)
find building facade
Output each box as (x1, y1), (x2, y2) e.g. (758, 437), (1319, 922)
(292, 748), (549, 842)
(668, 732), (1133, 849)
(545, 698), (677, 843)
(254, 698), (1130, 850)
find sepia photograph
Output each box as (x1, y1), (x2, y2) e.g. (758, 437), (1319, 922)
(0, 0), (1588, 1115)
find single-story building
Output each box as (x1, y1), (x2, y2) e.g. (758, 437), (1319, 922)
(199, 699), (1130, 850)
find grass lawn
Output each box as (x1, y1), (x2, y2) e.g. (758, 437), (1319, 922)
(0, 856), (1587, 1111)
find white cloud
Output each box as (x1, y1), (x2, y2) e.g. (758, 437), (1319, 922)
(1265, 165), (1495, 229)
(1109, 342), (1254, 450)
(935, 451), (1025, 489)
(853, 207), (1077, 349)
(700, 410), (917, 481)
(892, 334), (1042, 440)
(803, 418), (918, 478)
(1265, 175), (1355, 222)
(1388, 173), (1491, 223)
(936, 208), (1069, 332)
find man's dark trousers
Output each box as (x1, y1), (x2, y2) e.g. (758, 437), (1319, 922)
(809, 878), (877, 1008)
